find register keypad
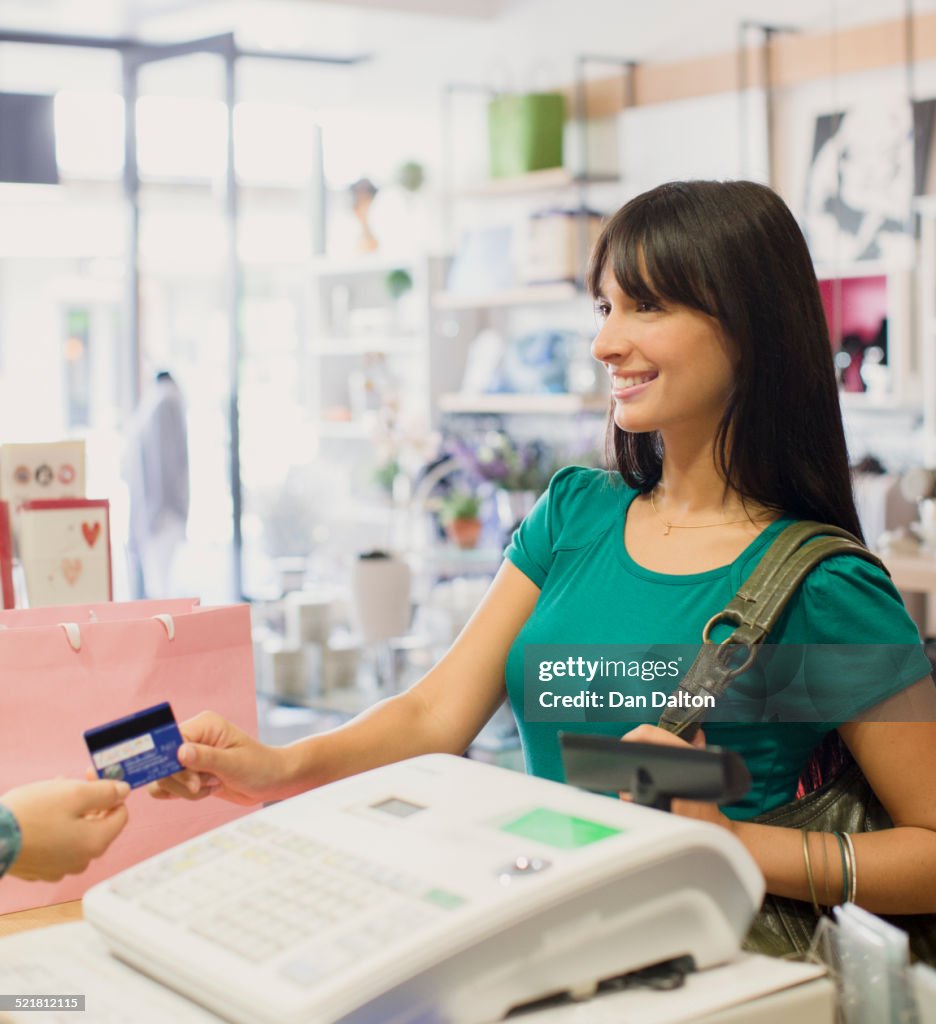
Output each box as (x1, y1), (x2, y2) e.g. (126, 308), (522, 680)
(108, 820), (456, 973)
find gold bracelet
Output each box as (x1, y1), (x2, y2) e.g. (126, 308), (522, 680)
(802, 829), (820, 916)
(820, 831), (832, 910)
(842, 832), (858, 904)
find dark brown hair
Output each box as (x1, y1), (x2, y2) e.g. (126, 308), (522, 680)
(587, 179), (863, 540)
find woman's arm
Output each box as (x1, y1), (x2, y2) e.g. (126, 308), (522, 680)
(629, 678), (936, 914)
(153, 560), (541, 804)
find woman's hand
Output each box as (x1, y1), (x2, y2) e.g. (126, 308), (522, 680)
(2, 778), (130, 882)
(148, 711), (292, 806)
(620, 724), (736, 833)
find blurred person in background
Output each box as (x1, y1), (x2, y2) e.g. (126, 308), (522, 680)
(125, 371), (190, 599)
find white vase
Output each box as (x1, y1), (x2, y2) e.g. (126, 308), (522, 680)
(349, 552), (412, 643)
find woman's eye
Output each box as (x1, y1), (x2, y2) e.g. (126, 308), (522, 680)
(593, 301), (611, 320)
(635, 300), (661, 313)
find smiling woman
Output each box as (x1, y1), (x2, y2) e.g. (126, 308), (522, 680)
(149, 180), (936, 963)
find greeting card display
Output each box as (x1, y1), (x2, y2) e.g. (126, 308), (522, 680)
(0, 440), (86, 503)
(18, 499), (112, 607)
(0, 501), (13, 609)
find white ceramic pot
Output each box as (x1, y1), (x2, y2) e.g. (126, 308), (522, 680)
(349, 552), (412, 643)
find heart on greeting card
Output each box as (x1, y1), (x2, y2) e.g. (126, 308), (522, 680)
(61, 558), (83, 585)
(81, 522), (101, 548)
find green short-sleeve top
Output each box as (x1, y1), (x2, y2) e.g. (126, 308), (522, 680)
(504, 466), (931, 819)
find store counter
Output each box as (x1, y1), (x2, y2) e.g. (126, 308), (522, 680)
(0, 918), (833, 1024)
(0, 900), (82, 938)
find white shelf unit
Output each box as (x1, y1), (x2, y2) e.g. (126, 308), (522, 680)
(308, 254), (440, 435)
(300, 256), (439, 556)
(432, 149), (618, 417)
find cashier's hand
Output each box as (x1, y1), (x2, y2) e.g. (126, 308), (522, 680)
(148, 711), (286, 807)
(619, 725), (736, 834)
(1, 779), (130, 882)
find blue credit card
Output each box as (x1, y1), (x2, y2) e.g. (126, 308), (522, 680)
(84, 702), (184, 789)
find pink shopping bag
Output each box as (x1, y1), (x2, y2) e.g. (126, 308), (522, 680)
(0, 602), (258, 913)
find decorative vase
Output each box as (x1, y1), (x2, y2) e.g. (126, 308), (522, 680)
(349, 551), (411, 642)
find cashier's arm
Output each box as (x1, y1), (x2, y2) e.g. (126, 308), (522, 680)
(152, 560), (540, 806)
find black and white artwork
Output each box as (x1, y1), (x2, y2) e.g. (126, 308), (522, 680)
(804, 97), (936, 263)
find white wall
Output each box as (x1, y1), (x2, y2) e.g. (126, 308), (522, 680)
(618, 90), (769, 189)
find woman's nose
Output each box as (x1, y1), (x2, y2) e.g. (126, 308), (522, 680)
(590, 321), (629, 365)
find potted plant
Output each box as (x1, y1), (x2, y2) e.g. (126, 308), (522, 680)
(384, 268), (413, 300)
(449, 432), (556, 533)
(384, 267), (415, 331)
(438, 490), (483, 549)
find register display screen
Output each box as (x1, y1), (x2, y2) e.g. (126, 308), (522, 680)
(371, 797), (425, 818)
(499, 808), (622, 849)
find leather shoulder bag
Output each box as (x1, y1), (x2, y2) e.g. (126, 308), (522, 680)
(656, 520), (936, 964)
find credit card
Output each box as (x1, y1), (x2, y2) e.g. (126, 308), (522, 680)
(84, 702), (184, 789)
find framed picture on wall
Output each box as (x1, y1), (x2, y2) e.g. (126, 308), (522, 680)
(803, 97), (936, 265)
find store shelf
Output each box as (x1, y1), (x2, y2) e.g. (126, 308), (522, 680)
(328, 502), (394, 523)
(308, 252), (421, 276)
(432, 282), (581, 310)
(437, 392), (607, 415)
(457, 167), (619, 198)
(315, 420), (375, 439)
(314, 335), (420, 355)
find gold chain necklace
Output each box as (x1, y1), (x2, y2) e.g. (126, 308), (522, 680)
(649, 489), (754, 536)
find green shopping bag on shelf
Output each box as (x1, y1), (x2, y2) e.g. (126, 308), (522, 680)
(487, 91), (565, 178)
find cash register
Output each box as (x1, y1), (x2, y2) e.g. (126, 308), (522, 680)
(0, 755), (833, 1023)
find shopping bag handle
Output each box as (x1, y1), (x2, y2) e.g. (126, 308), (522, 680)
(56, 614), (177, 653)
(59, 622), (82, 651)
(152, 614), (175, 640)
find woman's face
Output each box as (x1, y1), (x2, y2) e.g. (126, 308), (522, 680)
(590, 265), (737, 441)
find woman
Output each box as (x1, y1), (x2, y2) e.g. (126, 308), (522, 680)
(156, 181), (936, 918)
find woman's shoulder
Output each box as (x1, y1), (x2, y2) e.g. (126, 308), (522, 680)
(543, 466), (632, 552)
(547, 465), (630, 504)
(779, 534), (920, 643)
(776, 542), (932, 716)
(504, 467), (630, 585)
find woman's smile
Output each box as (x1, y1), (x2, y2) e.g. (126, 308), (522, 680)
(610, 369), (659, 399)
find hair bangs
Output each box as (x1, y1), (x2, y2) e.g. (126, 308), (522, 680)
(588, 188), (718, 318)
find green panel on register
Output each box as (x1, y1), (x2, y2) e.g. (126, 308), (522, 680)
(499, 808), (623, 850)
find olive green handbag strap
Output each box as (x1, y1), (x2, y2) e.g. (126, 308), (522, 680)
(657, 520), (888, 739)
